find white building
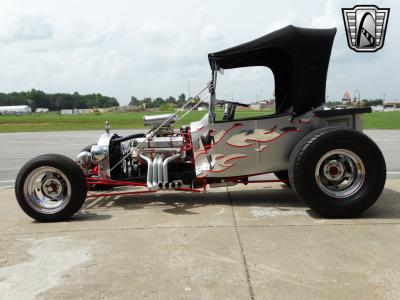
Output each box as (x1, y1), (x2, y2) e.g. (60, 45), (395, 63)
(61, 108), (93, 115)
(250, 103), (261, 110)
(0, 105), (31, 115)
(36, 108), (49, 113)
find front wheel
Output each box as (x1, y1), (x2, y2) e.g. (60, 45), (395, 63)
(15, 154), (87, 222)
(289, 127), (386, 218)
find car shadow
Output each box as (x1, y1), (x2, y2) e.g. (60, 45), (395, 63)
(83, 190), (230, 215)
(72, 211), (114, 221)
(31, 211), (114, 223)
(82, 186), (400, 220)
(306, 187), (400, 220)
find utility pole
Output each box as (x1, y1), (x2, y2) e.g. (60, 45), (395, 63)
(255, 83), (258, 102)
(354, 90), (360, 106)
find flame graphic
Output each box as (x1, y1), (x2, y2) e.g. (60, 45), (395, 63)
(196, 153), (247, 177)
(226, 126), (300, 148)
(212, 154), (247, 171)
(194, 124), (300, 178)
(213, 123), (244, 145)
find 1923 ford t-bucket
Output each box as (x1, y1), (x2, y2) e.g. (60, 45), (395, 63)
(15, 26), (386, 222)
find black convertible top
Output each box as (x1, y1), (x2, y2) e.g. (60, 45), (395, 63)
(208, 25), (336, 115)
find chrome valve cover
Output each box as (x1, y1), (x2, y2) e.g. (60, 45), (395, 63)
(130, 136), (184, 149)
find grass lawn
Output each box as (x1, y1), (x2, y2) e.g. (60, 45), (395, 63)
(363, 111), (400, 129)
(0, 110), (272, 132)
(0, 110), (398, 132)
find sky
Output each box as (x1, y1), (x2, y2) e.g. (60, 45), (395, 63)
(0, 0), (399, 105)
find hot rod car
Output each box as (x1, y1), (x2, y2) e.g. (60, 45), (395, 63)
(15, 26), (386, 222)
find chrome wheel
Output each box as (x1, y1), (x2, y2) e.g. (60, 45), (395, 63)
(23, 166), (72, 214)
(315, 149), (365, 198)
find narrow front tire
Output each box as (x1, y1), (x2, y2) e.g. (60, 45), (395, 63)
(15, 154), (87, 222)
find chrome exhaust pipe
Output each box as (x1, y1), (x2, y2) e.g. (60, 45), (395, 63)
(152, 155), (159, 187)
(139, 154), (153, 189)
(162, 153), (180, 185)
(157, 154), (164, 187)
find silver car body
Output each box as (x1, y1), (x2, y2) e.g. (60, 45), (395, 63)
(190, 107), (363, 178)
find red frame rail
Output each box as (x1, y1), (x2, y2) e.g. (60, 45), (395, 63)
(85, 174), (287, 198)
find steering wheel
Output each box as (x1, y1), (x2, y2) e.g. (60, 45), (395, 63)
(215, 99), (250, 121)
(215, 99), (250, 108)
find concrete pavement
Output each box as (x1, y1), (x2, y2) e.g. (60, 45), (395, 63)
(1, 129), (399, 299)
(1, 180), (400, 299)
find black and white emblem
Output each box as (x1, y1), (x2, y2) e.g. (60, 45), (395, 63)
(342, 5), (390, 52)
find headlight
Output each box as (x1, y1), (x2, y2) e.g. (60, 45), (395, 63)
(91, 145), (108, 161)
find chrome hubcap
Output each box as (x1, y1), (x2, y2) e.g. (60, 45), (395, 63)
(23, 167), (71, 214)
(315, 149), (365, 198)
(323, 160), (345, 181)
(42, 178), (63, 198)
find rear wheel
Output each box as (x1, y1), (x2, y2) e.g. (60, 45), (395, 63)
(15, 154), (87, 222)
(289, 127), (386, 218)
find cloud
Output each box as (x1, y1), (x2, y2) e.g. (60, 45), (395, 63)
(0, 13), (53, 44)
(0, 0), (398, 104)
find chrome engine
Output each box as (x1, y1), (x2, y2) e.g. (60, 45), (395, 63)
(132, 135), (184, 189)
(77, 115), (194, 190)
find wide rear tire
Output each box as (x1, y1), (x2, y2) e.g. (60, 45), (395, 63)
(289, 127), (386, 218)
(15, 154), (87, 222)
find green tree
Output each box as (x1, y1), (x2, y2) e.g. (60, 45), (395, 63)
(142, 97), (152, 108)
(153, 97), (165, 108)
(130, 96), (140, 106)
(159, 103), (175, 111)
(28, 89), (49, 111)
(177, 93), (186, 107)
(166, 96), (176, 104)
(0, 90), (119, 110)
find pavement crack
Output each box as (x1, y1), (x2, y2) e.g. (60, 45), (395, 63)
(228, 188), (255, 300)
(1, 222), (400, 237)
